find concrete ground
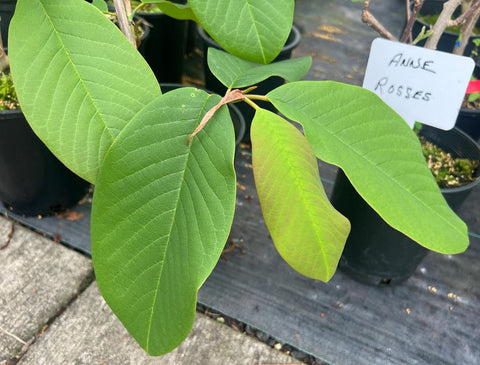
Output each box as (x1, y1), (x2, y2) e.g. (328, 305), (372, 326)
(0, 216), (298, 364)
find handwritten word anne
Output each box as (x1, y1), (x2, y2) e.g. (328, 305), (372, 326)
(388, 53), (436, 74)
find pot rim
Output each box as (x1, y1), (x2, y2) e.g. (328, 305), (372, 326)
(422, 126), (480, 193)
(196, 23), (301, 58)
(414, 0), (480, 39)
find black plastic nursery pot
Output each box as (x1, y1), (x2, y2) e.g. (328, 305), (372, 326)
(331, 126), (480, 286)
(197, 24), (302, 142)
(456, 107), (480, 142)
(137, 2), (188, 83)
(419, 125), (480, 210)
(412, 0), (480, 55)
(0, 0), (16, 48)
(0, 109), (91, 216)
(160, 83), (246, 151)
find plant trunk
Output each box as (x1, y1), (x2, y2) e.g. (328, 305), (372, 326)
(425, 0), (462, 49)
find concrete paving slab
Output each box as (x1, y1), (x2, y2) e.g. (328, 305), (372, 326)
(18, 281), (298, 365)
(0, 216), (94, 362)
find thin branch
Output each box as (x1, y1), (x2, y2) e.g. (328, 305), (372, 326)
(112, 0), (136, 47)
(187, 90), (245, 144)
(361, 0), (398, 41)
(424, 0), (462, 49)
(448, 0), (480, 26)
(453, 3), (480, 54)
(0, 325), (27, 345)
(400, 0), (426, 43)
(405, 0), (413, 43)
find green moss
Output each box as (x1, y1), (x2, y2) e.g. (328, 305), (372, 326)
(419, 136), (479, 188)
(0, 72), (19, 110)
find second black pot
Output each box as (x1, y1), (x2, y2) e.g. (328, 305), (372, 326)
(0, 109), (91, 216)
(456, 107), (480, 142)
(331, 126), (480, 286)
(137, 10), (188, 83)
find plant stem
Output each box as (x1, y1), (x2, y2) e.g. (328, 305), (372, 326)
(448, 0), (480, 26)
(361, 0), (398, 41)
(400, 0), (426, 43)
(188, 89), (245, 144)
(247, 94), (270, 102)
(424, 0), (462, 49)
(243, 97), (260, 110)
(453, 0), (480, 54)
(113, 0), (136, 48)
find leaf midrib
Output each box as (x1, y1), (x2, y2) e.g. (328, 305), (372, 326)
(245, 0), (267, 64)
(38, 0), (115, 143)
(300, 98), (464, 240)
(145, 95), (212, 351)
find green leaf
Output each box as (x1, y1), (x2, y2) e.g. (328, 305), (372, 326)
(141, 0), (198, 20)
(189, 0), (294, 64)
(268, 81), (469, 254)
(92, 0), (108, 12)
(251, 109), (350, 281)
(8, 0), (160, 183)
(91, 88), (236, 355)
(207, 48), (312, 89)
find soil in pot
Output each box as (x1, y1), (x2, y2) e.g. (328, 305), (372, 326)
(418, 124), (480, 210)
(332, 125), (480, 286)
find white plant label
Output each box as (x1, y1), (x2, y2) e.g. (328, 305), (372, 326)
(363, 38), (474, 130)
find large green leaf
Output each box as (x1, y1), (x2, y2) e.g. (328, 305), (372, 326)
(91, 88), (236, 355)
(251, 109), (350, 281)
(189, 0), (294, 64)
(9, 0), (160, 183)
(207, 47), (312, 89)
(141, 0), (198, 20)
(268, 81), (469, 254)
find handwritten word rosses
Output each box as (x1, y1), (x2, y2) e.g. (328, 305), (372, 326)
(363, 38), (473, 130)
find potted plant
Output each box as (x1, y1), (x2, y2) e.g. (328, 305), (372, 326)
(0, 26), (90, 216)
(127, 0), (189, 83)
(411, 0), (480, 140)
(7, 0), (472, 356)
(334, 0), (480, 285)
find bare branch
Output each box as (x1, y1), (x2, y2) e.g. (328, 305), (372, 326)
(401, 0), (426, 43)
(448, 0), (480, 27)
(187, 89), (245, 144)
(424, 0), (462, 50)
(453, 3), (480, 54)
(361, 0), (398, 41)
(112, 0), (136, 48)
